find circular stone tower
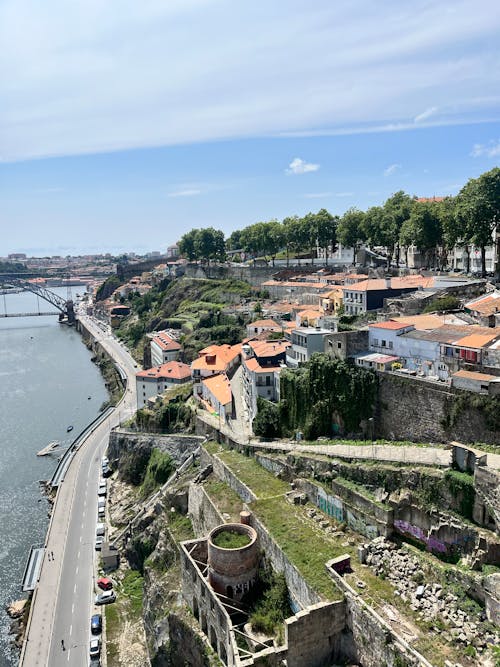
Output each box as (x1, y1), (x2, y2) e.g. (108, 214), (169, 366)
(207, 523), (259, 601)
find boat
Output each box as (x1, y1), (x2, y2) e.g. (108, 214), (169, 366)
(37, 441), (60, 457)
(67, 425), (74, 432)
(88, 396), (91, 400)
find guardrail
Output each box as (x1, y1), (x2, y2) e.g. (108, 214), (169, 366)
(48, 406), (115, 488)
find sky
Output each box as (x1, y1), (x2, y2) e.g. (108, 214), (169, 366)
(1, 0), (500, 256)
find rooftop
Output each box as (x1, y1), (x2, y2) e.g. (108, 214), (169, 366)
(136, 361), (191, 381)
(247, 339), (290, 358)
(452, 332), (500, 349)
(243, 357), (282, 374)
(201, 373), (232, 406)
(452, 369), (499, 382)
(369, 320), (415, 331)
(247, 319), (281, 329)
(151, 331), (181, 351)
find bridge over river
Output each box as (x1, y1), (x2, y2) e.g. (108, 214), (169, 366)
(0, 276), (76, 323)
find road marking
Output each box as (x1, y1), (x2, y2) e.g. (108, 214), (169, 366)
(69, 624), (72, 636)
(72, 603), (74, 615)
(67, 648), (70, 662)
(75, 566), (79, 576)
(73, 583), (77, 594)
(78, 550), (81, 559)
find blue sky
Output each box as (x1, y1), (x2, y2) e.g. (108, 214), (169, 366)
(1, 0), (499, 256)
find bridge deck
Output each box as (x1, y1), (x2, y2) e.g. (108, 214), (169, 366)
(0, 312), (56, 318)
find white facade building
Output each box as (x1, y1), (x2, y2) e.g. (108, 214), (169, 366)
(150, 331), (181, 366)
(135, 361), (191, 409)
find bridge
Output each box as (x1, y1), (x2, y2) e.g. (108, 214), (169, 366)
(0, 276), (76, 323)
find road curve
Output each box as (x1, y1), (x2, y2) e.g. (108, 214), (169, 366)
(21, 316), (138, 667)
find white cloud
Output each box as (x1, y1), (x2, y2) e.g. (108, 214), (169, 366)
(1, 1), (500, 161)
(286, 158), (320, 175)
(384, 163), (402, 176)
(303, 192), (332, 198)
(471, 140), (500, 157)
(334, 191), (354, 197)
(414, 106), (438, 123)
(167, 188), (202, 198)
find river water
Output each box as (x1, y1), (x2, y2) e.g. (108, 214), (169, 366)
(0, 288), (108, 666)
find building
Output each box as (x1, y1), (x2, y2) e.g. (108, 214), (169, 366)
(198, 374), (234, 420)
(451, 370), (500, 395)
(342, 276), (433, 315)
(321, 287), (344, 315)
(150, 331), (181, 366)
(295, 308), (323, 327)
(324, 329), (369, 360)
(355, 352), (400, 371)
(166, 244), (179, 259)
(465, 292), (500, 327)
(135, 361), (192, 409)
(241, 339), (289, 419)
(286, 327), (333, 367)
(245, 319), (282, 337)
(191, 344), (241, 385)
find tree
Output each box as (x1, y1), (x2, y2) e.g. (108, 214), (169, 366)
(455, 168), (500, 277)
(302, 212), (319, 265)
(283, 215), (308, 265)
(264, 219), (284, 266)
(178, 229), (200, 261)
(315, 209), (338, 265)
(195, 227), (226, 264)
(399, 202), (442, 268)
(383, 191), (414, 267)
(253, 398), (281, 438)
(226, 229), (242, 252)
(337, 208), (365, 264)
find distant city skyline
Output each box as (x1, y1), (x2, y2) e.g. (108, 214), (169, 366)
(1, 1), (499, 256)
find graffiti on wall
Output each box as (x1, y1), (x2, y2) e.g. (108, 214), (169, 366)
(318, 487), (344, 521)
(316, 488), (378, 538)
(394, 520), (447, 553)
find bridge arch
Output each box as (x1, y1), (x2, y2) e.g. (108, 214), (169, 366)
(0, 277), (75, 323)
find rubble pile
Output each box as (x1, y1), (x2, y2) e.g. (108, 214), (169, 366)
(364, 537), (499, 653)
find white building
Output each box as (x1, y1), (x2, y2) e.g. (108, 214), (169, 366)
(135, 361), (191, 409)
(198, 373), (233, 420)
(150, 331), (181, 366)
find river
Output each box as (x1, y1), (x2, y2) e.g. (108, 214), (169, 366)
(0, 288), (108, 666)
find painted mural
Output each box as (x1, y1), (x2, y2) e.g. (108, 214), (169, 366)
(317, 487), (378, 539)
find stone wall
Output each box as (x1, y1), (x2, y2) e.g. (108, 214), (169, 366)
(285, 601), (346, 667)
(297, 478), (393, 539)
(200, 448), (256, 503)
(376, 372), (499, 444)
(326, 561), (433, 667)
(184, 263), (277, 287)
(473, 465), (500, 534)
(188, 483), (225, 537)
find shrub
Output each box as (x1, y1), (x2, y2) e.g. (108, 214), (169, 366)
(253, 398), (281, 438)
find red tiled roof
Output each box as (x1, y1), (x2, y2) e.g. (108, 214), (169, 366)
(452, 332), (500, 349)
(201, 373), (232, 406)
(369, 320), (414, 331)
(247, 319), (281, 329)
(248, 339), (290, 358)
(136, 361), (191, 380)
(152, 331), (181, 351)
(244, 357), (282, 374)
(452, 370), (498, 382)
(191, 344), (241, 372)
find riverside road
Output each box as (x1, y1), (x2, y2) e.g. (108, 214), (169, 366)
(20, 315), (138, 667)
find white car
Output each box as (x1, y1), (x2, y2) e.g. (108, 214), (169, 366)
(89, 638), (101, 658)
(95, 590), (116, 605)
(97, 483), (107, 497)
(101, 456), (109, 468)
(96, 523), (105, 537)
(95, 537), (103, 551)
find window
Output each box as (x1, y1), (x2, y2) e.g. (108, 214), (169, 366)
(372, 338), (379, 346)
(381, 340), (387, 347)
(388, 341), (393, 349)
(337, 342), (342, 349)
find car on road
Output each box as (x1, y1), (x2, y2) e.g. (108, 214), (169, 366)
(97, 577), (113, 591)
(95, 590), (116, 605)
(97, 483), (107, 497)
(95, 537), (103, 551)
(90, 614), (102, 635)
(89, 637), (101, 658)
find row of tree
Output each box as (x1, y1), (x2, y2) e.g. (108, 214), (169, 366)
(178, 167), (500, 276)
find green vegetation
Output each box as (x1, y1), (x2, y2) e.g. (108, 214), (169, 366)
(0, 260), (28, 273)
(167, 511), (194, 542)
(422, 295), (460, 313)
(95, 274), (123, 301)
(442, 392), (500, 432)
(140, 448), (174, 498)
(133, 382), (193, 434)
(214, 447), (289, 498)
(279, 353), (377, 437)
(248, 571), (292, 637)
(204, 478), (243, 521)
(212, 530), (251, 549)
(252, 497), (342, 600)
(105, 604), (120, 665)
(443, 469), (475, 520)
(121, 569), (144, 619)
(253, 397), (282, 438)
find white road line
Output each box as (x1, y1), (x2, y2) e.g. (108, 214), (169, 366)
(69, 624), (72, 636)
(67, 648), (70, 662)
(78, 550), (81, 559)
(73, 583), (77, 594)
(72, 603), (74, 615)
(75, 566), (79, 576)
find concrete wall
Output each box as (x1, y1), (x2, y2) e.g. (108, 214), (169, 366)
(184, 263), (277, 287)
(285, 601), (346, 667)
(108, 428), (203, 468)
(188, 483), (225, 536)
(324, 329), (369, 360)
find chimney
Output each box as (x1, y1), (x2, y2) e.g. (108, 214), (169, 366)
(385, 277), (391, 289)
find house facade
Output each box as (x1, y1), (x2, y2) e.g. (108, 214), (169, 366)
(135, 361), (192, 409)
(150, 331), (181, 366)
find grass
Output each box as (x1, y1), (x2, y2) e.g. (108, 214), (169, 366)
(300, 437), (446, 449)
(204, 478), (243, 521)
(212, 530), (251, 548)
(215, 448), (289, 498)
(251, 496), (343, 601)
(121, 569), (144, 620)
(105, 603), (120, 666)
(330, 476), (390, 509)
(168, 511), (195, 542)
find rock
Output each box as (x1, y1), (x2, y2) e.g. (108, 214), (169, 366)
(6, 600), (26, 619)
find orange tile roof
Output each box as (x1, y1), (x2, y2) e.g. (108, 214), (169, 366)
(152, 331), (181, 351)
(136, 361), (191, 380)
(346, 276), (433, 292)
(248, 339), (290, 358)
(416, 196), (445, 203)
(369, 320), (414, 331)
(201, 373), (232, 406)
(452, 370), (499, 382)
(397, 314), (449, 330)
(453, 332), (500, 349)
(466, 293), (500, 316)
(248, 319), (280, 329)
(244, 357), (282, 374)
(191, 344), (241, 372)
(297, 308), (322, 319)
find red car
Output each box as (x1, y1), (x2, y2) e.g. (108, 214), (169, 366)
(96, 577), (113, 591)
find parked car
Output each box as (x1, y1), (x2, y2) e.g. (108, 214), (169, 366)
(95, 590), (116, 605)
(97, 577), (113, 591)
(95, 537), (103, 551)
(97, 485), (107, 497)
(101, 456), (109, 468)
(89, 638), (101, 658)
(90, 614), (102, 635)
(101, 466), (112, 478)
(96, 523), (105, 537)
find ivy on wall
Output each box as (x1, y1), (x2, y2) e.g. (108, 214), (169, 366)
(279, 353), (377, 438)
